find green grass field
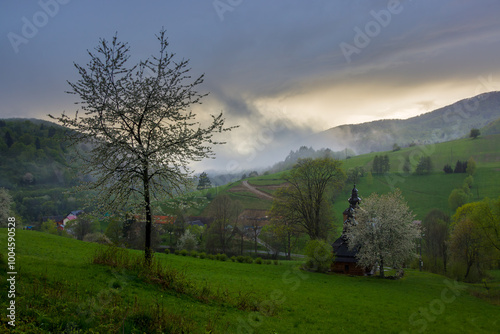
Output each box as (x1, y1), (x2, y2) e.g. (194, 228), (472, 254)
(1, 230), (499, 333)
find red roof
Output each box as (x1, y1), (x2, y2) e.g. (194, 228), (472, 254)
(133, 215), (176, 224)
(153, 216), (176, 224)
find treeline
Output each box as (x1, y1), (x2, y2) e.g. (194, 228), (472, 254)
(443, 160), (470, 174)
(269, 146), (354, 173)
(0, 119), (89, 223)
(421, 197), (500, 283)
(0, 119), (79, 188)
(371, 154), (390, 174)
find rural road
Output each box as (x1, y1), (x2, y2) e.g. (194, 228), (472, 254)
(241, 180), (274, 200)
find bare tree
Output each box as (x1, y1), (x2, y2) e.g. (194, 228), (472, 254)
(50, 30), (233, 262)
(241, 210), (265, 254)
(270, 157), (345, 240)
(266, 215), (302, 260)
(205, 195), (242, 254)
(422, 209), (450, 274)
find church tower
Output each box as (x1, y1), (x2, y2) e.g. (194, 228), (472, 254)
(331, 185), (366, 275)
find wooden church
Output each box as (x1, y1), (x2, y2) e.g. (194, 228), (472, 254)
(331, 185), (368, 276)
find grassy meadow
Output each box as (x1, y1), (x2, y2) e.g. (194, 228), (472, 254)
(1, 230), (499, 333)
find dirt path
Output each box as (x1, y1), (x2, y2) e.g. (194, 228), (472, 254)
(242, 180), (274, 200)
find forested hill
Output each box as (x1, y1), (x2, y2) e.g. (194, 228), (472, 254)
(0, 119), (86, 224)
(0, 119), (79, 188)
(305, 91), (500, 154)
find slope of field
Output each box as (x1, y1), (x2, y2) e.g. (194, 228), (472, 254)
(219, 134), (500, 221)
(336, 133), (500, 219)
(1, 230), (499, 333)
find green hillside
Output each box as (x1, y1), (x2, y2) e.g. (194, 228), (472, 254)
(335, 133), (500, 219)
(216, 134), (500, 222)
(1, 230), (499, 333)
(0, 119), (89, 224)
(482, 117), (500, 136)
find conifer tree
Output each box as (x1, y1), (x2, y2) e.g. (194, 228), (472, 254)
(197, 172), (212, 190)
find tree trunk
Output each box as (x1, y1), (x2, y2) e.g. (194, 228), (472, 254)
(240, 232), (244, 255)
(379, 259), (385, 278)
(143, 163), (152, 265)
(287, 231), (291, 260)
(465, 262), (471, 279)
(443, 243), (447, 274)
(254, 232), (257, 254)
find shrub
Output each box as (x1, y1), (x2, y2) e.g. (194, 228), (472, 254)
(190, 250), (198, 258)
(273, 260), (279, 265)
(207, 254), (216, 260)
(217, 253), (228, 261)
(199, 252), (206, 259)
(244, 256), (253, 264)
(83, 232), (112, 245)
(265, 260), (272, 265)
(164, 248), (170, 254)
(463, 175), (474, 189)
(180, 249), (188, 256)
(255, 257), (262, 264)
(177, 230), (197, 251)
(236, 256), (245, 263)
(304, 239), (333, 273)
(230, 256), (237, 262)
(174, 249), (180, 255)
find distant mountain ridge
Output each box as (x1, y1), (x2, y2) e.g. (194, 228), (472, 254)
(304, 91), (500, 154)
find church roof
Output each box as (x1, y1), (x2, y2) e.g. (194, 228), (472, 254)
(332, 237), (359, 263)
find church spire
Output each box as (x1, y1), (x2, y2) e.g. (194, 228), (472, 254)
(341, 184), (361, 238)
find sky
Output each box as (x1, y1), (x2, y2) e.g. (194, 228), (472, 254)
(2, 0), (500, 172)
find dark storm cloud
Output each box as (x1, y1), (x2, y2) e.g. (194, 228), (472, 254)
(1, 0), (500, 169)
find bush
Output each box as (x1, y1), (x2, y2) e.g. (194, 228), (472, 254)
(230, 256), (237, 262)
(207, 254), (216, 260)
(177, 230), (197, 251)
(448, 262), (483, 283)
(174, 249), (180, 255)
(83, 232), (112, 245)
(463, 175), (474, 189)
(216, 253), (228, 261)
(255, 257), (262, 264)
(304, 239), (333, 273)
(180, 249), (188, 256)
(274, 260), (279, 265)
(190, 250), (198, 258)
(164, 248), (170, 254)
(236, 256), (245, 263)
(265, 260), (272, 265)
(244, 256), (253, 264)
(199, 252), (206, 259)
